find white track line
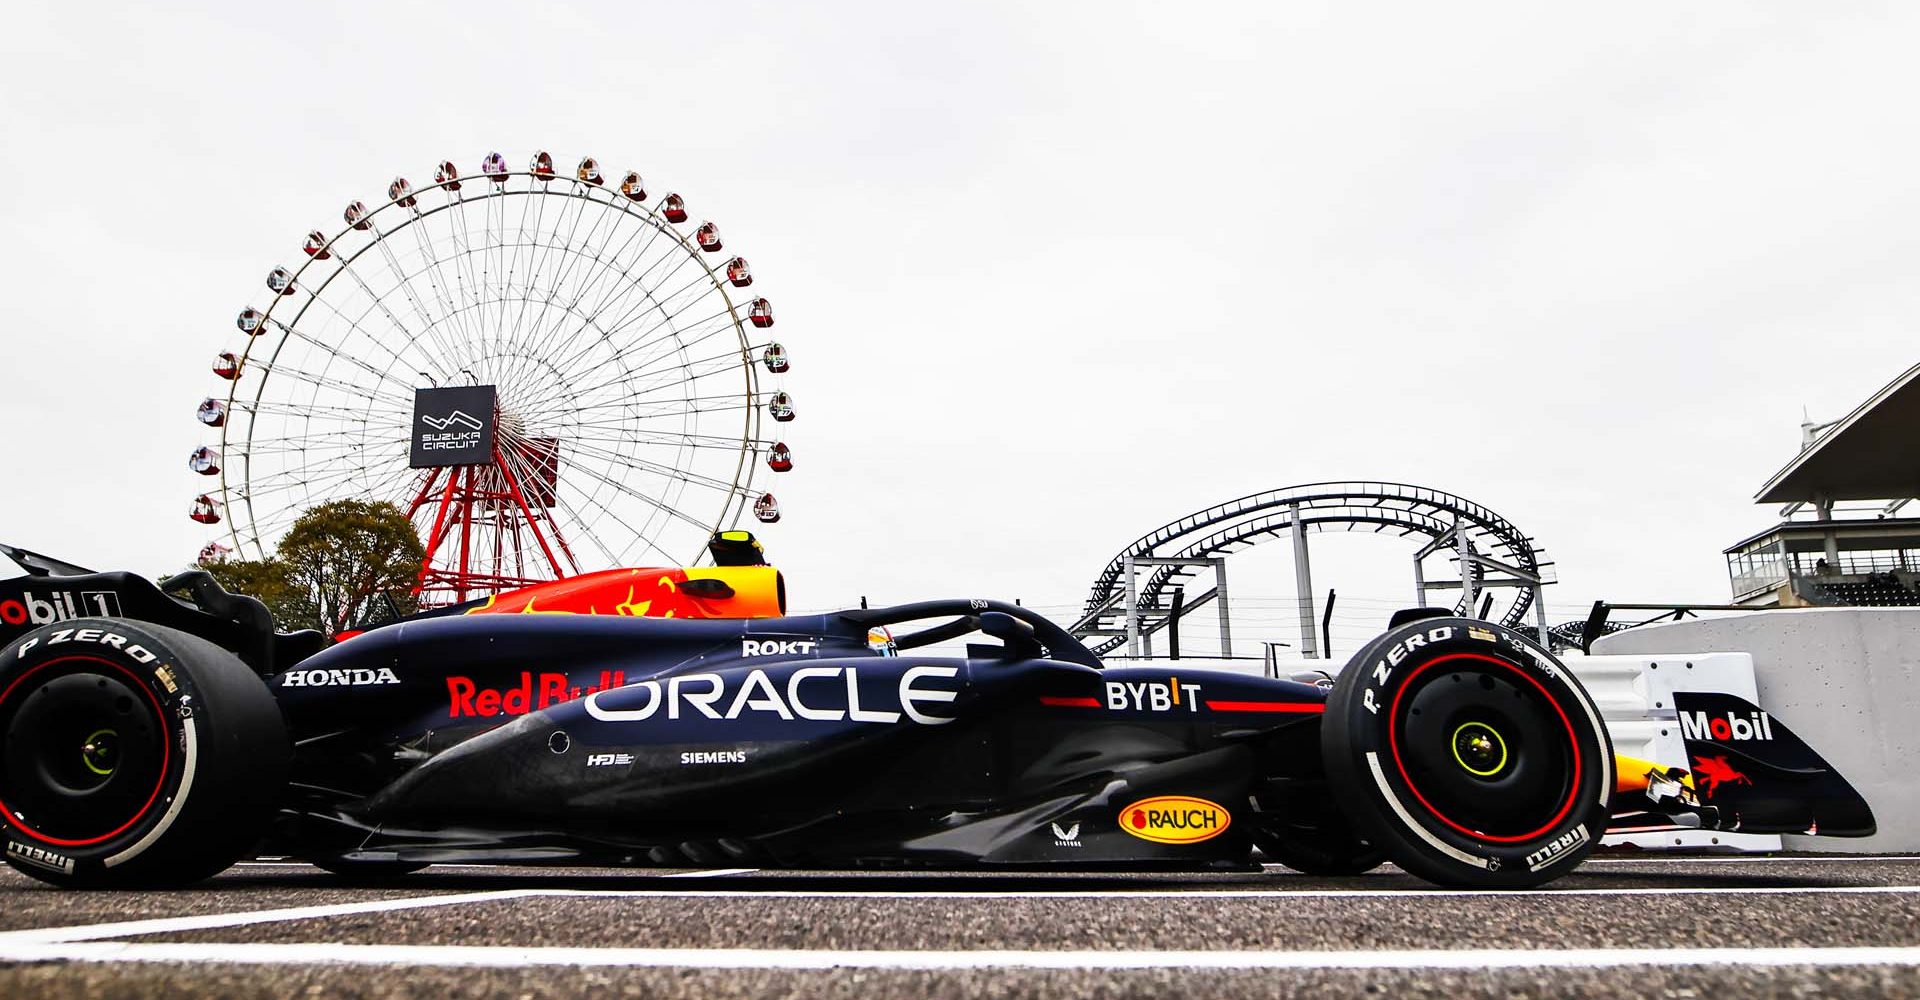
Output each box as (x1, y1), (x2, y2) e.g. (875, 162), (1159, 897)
(232, 862), (500, 870)
(663, 869), (760, 878)
(404, 884), (1920, 901)
(231, 863), (758, 874)
(229, 856), (1915, 870)
(8, 884), (1920, 948)
(231, 857), (1913, 873)
(2, 941), (1918, 971)
(0, 890), (545, 944)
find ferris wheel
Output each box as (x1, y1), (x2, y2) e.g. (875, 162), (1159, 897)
(189, 150), (796, 604)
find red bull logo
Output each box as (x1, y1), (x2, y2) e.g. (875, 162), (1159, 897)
(1691, 755), (1753, 798)
(447, 670), (627, 719)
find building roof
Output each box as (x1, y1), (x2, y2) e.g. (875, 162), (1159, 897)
(1723, 517), (1920, 555)
(1756, 361), (1920, 503)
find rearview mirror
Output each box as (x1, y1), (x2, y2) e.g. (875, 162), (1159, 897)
(978, 612), (1042, 658)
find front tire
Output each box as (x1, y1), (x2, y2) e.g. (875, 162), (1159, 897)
(0, 618), (288, 887)
(1321, 617), (1611, 888)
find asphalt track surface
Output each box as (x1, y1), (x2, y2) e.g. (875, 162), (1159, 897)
(2, 854), (1918, 998)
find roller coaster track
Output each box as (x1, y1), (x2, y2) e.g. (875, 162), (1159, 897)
(1072, 481), (1551, 656)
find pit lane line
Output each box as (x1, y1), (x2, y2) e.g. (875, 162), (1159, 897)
(231, 856), (1920, 873)
(8, 883), (1920, 948)
(231, 864), (760, 876)
(664, 868), (760, 877)
(4, 942), (1920, 971)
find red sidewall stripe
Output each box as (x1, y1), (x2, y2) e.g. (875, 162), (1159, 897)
(0, 654), (174, 848)
(1385, 651), (1582, 846)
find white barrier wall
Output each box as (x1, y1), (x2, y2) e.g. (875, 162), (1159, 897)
(1595, 608), (1920, 852)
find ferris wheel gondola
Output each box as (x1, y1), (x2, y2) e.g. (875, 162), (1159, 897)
(188, 447), (221, 476)
(193, 149), (796, 604)
(189, 495), (222, 525)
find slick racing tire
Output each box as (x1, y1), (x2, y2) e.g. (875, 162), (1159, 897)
(1321, 616), (1611, 889)
(0, 618), (289, 888)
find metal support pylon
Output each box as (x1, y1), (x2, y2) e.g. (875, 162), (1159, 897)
(1291, 503), (1317, 659)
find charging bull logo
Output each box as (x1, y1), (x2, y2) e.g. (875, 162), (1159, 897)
(1691, 755), (1752, 799)
(1119, 796), (1230, 845)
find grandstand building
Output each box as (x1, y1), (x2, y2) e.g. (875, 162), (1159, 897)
(1729, 362), (1920, 608)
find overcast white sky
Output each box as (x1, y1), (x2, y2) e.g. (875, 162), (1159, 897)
(4, 3), (1917, 655)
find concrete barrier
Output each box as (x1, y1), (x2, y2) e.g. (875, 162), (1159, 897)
(1594, 608), (1920, 851)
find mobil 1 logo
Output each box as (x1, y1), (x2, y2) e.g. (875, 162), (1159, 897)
(0, 589), (123, 628)
(410, 385), (497, 468)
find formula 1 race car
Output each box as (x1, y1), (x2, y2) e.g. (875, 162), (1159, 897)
(0, 537), (1875, 890)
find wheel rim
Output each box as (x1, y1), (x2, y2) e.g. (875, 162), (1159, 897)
(80, 728), (120, 776)
(0, 656), (172, 847)
(1388, 652), (1581, 844)
(1449, 720), (1508, 777)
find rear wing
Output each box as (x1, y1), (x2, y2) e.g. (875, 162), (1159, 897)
(0, 542), (96, 578)
(0, 559), (324, 677)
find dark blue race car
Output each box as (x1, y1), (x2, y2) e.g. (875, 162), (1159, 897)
(0, 537), (1873, 890)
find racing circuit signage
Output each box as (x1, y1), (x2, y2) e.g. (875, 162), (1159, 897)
(410, 385), (498, 468)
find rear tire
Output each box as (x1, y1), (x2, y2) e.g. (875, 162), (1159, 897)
(0, 618), (288, 887)
(1321, 617), (1611, 888)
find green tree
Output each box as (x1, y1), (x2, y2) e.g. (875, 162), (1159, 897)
(205, 500), (424, 633)
(200, 557), (303, 627)
(276, 500), (426, 633)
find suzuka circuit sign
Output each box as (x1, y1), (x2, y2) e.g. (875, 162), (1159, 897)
(410, 385), (498, 468)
